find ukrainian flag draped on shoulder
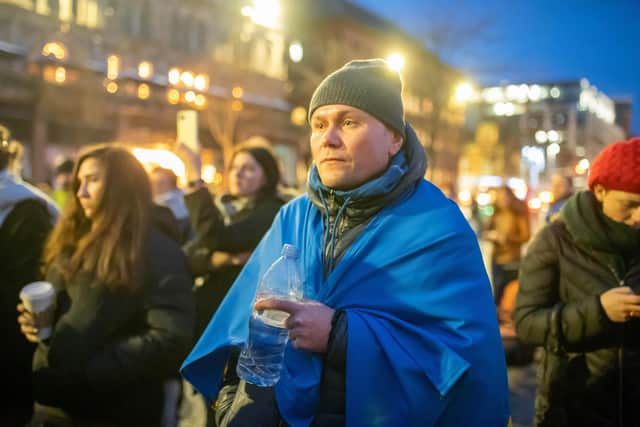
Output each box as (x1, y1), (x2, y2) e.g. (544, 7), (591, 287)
(181, 180), (510, 427)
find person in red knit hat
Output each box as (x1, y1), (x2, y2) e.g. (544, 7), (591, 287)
(514, 137), (640, 426)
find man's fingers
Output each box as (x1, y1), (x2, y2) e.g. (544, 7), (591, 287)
(254, 298), (301, 314)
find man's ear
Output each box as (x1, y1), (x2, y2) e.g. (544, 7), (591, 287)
(389, 131), (403, 156)
(593, 183), (607, 203)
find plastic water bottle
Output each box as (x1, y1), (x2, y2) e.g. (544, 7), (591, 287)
(236, 244), (303, 387)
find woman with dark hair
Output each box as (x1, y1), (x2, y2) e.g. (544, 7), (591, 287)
(17, 144), (195, 426)
(177, 139), (288, 427)
(483, 185), (530, 305)
(181, 138), (287, 336)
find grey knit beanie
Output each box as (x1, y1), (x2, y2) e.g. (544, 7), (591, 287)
(308, 59), (405, 136)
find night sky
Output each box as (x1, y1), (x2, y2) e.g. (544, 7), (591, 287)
(355, 0), (640, 136)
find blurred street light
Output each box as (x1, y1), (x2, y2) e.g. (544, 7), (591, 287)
(575, 158), (590, 175)
(181, 71), (195, 87)
(52, 66), (66, 83)
(138, 61), (153, 79)
(168, 68), (181, 85)
(535, 130), (547, 143)
(289, 41), (303, 63)
(231, 100), (244, 112)
(290, 106), (307, 126)
(195, 94), (207, 108)
(386, 53), (405, 71)
(242, 0), (281, 29)
(453, 82), (476, 104)
(232, 86), (244, 99)
(167, 89), (180, 104)
(493, 102), (515, 116)
(42, 42), (67, 60)
(132, 148), (185, 180)
(104, 80), (118, 94)
(547, 142), (560, 156)
(137, 83), (150, 100)
(539, 190), (554, 204)
(194, 74), (209, 91)
(107, 55), (120, 80)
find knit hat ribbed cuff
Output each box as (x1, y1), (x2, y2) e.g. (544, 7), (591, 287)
(588, 137), (640, 194)
(308, 59), (405, 136)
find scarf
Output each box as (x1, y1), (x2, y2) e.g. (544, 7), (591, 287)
(561, 190), (640, 276)
(306, 123), (427, 273)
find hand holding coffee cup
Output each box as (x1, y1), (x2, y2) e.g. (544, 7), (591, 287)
(18, 281), (56, 341)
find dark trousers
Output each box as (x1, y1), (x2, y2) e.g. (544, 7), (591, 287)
(492, 261), (519, 305)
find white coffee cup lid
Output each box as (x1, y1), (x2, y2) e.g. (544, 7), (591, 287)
(20, 281), (55, 299)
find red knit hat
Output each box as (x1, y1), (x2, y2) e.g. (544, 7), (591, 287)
(588, 137), (640, 194)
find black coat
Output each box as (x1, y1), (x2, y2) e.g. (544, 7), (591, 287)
(514, 219), (640, 427)
(183, 188), (284, 337)
(0, 198), (53, 426)
(31, 227), (195, 426)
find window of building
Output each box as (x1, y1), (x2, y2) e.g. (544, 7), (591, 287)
(139, 0), (151, 39)
(35, 0), (53, 14)
(47, 0), (58, 15)
(4, 0), (35, 10)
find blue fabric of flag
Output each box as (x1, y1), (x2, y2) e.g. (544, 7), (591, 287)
(181, 180), (510, 427)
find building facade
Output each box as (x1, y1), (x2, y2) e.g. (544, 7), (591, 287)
(461, 79), (626, 192)
(0, 0), (469, 191)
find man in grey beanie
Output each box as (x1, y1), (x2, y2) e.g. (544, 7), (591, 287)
(181, 59), (510, 426)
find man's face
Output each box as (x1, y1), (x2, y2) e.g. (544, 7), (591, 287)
(310, 105), (403, 190)
(593, 184), (640, 229)
(150, 171), (174, 198)
(550, 175), (571, 200)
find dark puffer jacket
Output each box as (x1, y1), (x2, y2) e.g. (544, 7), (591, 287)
(514, 196), (640, 427)
(183, 188), (285, 337)
(31, 227), (195, 426)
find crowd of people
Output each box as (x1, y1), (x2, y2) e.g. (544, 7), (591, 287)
(1, 59), (639, 427)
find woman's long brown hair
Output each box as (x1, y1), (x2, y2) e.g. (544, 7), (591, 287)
(43, 144), (152, 291)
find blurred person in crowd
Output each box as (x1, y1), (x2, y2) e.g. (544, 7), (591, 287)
(0, 129), (57, 426)
(176, 138), (286, 427)
(545, 173), (574, 223)
(514, 137), (640, 426)
(3, 139), (59, 215)
(151, 166), (192, 243)
(50, 158), (74, 211)
(483, 186), (530, 305)
(17, 144), (195, 426)
(181, 59), (509, 427)
(180, 137), (286, 337)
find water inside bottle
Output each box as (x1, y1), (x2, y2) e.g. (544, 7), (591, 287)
(254, 293), (300, 327)
(255, 309), (289, 328)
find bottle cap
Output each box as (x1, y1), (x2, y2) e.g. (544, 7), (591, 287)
(281, 243), (299, 259)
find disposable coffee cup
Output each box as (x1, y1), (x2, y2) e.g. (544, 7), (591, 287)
(19, 281), (56, 340)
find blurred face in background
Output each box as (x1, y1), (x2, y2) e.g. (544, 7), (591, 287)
(495, 187), (513, 210)
(594, 184), (640, 229)
(76, 157), (106, 220)
(228, 151), (266, 198)
(150, 169), (177, 199)
(54, 172), (73, 191)
(551, 175), (572, 200)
